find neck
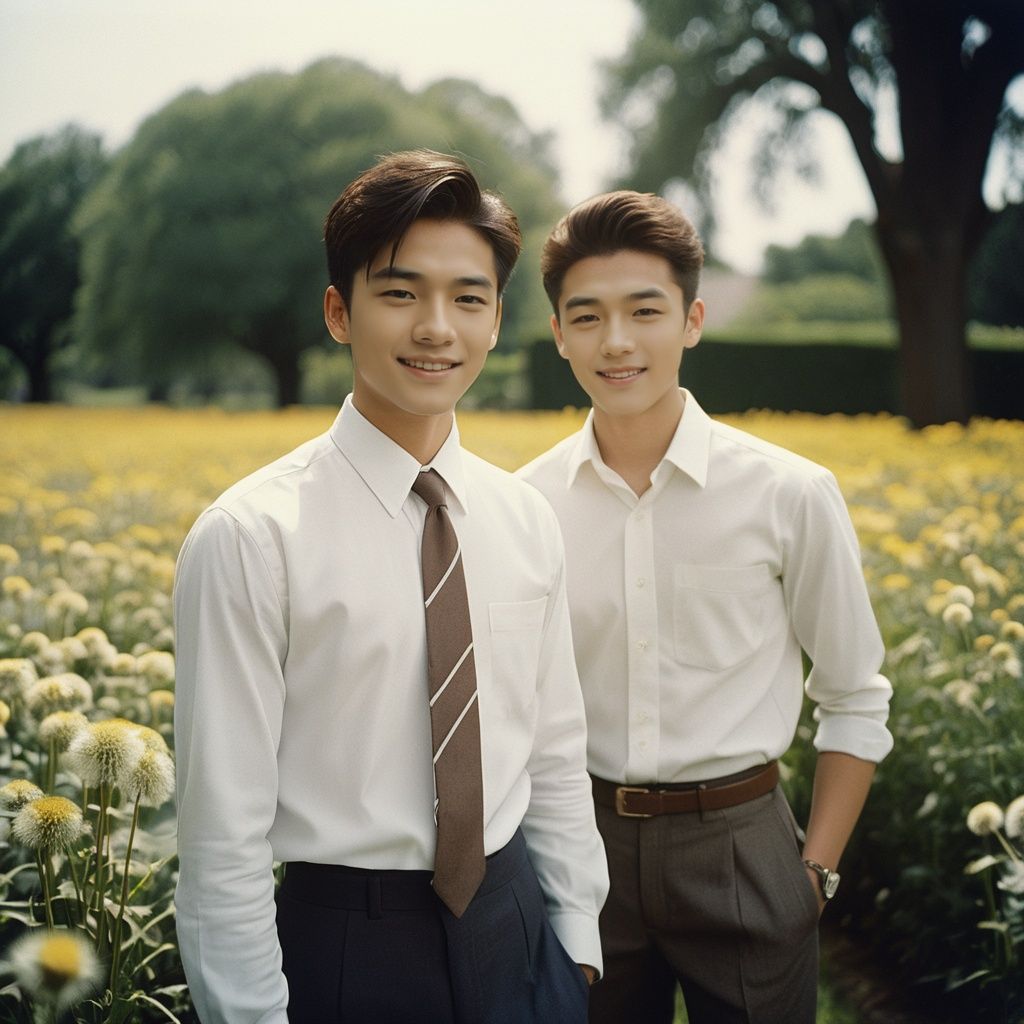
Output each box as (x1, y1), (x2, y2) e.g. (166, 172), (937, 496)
(350, 393), (455, 465)
(592, 389), (685, 496)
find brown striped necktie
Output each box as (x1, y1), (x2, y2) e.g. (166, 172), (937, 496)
(412, 469), (485, 917)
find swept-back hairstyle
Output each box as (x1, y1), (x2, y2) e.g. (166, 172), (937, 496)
(324, 150), (522, 309)
(541, 190), (704, 316)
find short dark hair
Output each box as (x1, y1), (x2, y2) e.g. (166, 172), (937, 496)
(541, 190), (704, 315)
(324, 150), (522, 310)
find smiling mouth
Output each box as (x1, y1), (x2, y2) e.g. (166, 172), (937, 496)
(598, 368), (645, 380)
(399, 358), (461, 372)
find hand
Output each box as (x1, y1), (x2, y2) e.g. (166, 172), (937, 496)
(578, 963), (598, 985)
(804, 865), (826, 915)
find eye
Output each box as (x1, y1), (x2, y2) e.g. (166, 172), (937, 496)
(569, 313), (599, 325)
(634, 307), (661, 317)
(455, 294), (487, 305)
(381, 289), (415, 300)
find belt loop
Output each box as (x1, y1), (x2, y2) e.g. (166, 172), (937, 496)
(696, 783), (709, 822)
(368, 876), (383, 919)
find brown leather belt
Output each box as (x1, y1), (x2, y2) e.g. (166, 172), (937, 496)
(591, 761), (780, 818)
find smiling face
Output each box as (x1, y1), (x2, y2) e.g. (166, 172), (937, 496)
(553, 248), (704, 430)
(324, 218), (502, 456)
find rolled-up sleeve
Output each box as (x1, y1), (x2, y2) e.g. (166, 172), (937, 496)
(521, 510), (609, 974)
(784, 471), (894, 763)
(173, 508), (290, 1023)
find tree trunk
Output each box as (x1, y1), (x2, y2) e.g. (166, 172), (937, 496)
(270, 350), (301, 408)
(875, 218), (972, 427)
(24, 353), (52, 403)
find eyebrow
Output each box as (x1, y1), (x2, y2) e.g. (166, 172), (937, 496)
(563, 287), (670, 311)
(369, 266), (495, 289)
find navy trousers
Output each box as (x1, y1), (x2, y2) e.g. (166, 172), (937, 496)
(276, 829), (589, 1023)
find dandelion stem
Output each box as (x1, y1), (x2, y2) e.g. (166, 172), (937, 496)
(993, 828), (1023, 864)
(45, 736), (56, 793)
(109, 791), (142, 993)
(36, 851), (54, 930)
(67, 847), (85, 929)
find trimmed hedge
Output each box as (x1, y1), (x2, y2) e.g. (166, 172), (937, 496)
(527, 338), (1024, 419)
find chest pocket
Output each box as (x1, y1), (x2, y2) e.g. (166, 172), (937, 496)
(673, 563), (773, 671)
(488, 596), (548, 715)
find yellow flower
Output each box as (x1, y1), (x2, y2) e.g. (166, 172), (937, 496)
(12, 796), (86, 851)
(148, 689), (175, 714)
(973, 634), (996, 653)
(136, 649), (175, 683)
(40, 535), (67, 555)
(45, 589), (89, 618)
(0, 698), (9, 734)
(1, 575), (33, 599)
(881, 573), (912, 592)
(0, 543), (20, 569)
(966, 801), (1004, 836)
(0, 657), (38, 698)
(0, 779), (44, 811)
(4, 929), (102, 1009)
(999, 620), (1024, 641)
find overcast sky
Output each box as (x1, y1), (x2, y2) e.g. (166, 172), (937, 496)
(2, 0), (890, 271)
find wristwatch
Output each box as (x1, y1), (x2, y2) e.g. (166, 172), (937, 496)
(803, 859), (840, 900)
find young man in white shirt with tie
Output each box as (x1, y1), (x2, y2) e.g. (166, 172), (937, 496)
(173, 151), (607, 1023)
(518, 191), (893, 1023)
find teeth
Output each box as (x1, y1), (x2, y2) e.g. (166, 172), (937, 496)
(601, 369), (642, 379)
(403, 360), (455, 371)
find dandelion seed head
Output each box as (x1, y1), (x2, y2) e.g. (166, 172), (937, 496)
(943, 679), (979, 707)
(0, 699), (9, 733)
(4, 929), (102, 1009)
(12, 796), (86, 851)
(108, 652), (137, 676)
(136, 649), (175, 683)
(64, 718), (144, 788)
(999, 620), (1024, 642)
(990, 641), (1014, 663)
(0, 779), (44, 811)
(38, 710), (89, 750)
(125, 748), (175, 807)
(148, 689), (174, 713)
(967, 801), (1004, 836)
(45, 590), (89, 618)
(18, 632), (51, 656)
(1004, 796), (1024, 839)
(0, 657), (37, 698)
(942, 602), (973, 629)
(25, 674), (93, 718)
(57, 636), (87, 663)
(945, 585), (975, 608)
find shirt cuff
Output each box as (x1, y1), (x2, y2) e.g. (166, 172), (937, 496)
(547, 910), (603, 978)
(813, 714), (894, 763)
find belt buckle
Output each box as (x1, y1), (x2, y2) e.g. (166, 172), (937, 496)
(615, 785), (653, 818)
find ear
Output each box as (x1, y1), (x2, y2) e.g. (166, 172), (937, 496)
(324, 286), (350, 347)
(550, 313), (569, 359)
(488, 298), (503, 352)
(683, 298), (705, 351)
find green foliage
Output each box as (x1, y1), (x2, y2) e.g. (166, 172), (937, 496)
(73, 59), (561, 406)
(737, 273), (889, 324)
(970, 203), (1024, 328)
(763, 219), (885, 287)
(0, 126), (106, 401)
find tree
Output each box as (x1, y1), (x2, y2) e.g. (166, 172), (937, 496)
(73, 59), (561, 407)
(0, 126), (106, 401)
(763, 218), (884, 286)
(604, 1), (1024, 425)
(969, 202), (1024, 326)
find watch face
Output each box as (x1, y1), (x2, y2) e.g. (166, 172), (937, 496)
(823, 872), (840, 899)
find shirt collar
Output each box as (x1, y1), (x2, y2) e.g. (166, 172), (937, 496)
(566, 388), (711, 490)
(329, 395), (468, 517)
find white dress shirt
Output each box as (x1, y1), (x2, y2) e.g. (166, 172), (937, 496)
(517, 389), (893, 785)
(173, 396), (608, 1023)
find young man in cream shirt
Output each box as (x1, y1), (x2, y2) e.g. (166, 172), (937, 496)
(518, 191), (892, 1024)
(174, 152), (606, 1023)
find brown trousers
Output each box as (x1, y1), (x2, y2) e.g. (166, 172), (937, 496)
(589, 785), (819, 1024)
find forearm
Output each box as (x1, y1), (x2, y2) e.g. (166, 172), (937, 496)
(802, 750), (876, 873)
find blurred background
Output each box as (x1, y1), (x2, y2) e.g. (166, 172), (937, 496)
(2, 0), (1022, 426)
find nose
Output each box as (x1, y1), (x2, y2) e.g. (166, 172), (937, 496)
(600, 318), (635, 357)
(414, 298), (456, 346)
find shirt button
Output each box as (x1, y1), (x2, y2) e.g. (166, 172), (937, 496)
(636, 578), (645, 588)
(638, 740), (649, 751)
(638, 711), (649, 723)
(637, 639), (649, 651)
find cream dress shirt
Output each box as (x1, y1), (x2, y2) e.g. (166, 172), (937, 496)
(173, 396), (608, 1023)
(517, 389), (893, 785)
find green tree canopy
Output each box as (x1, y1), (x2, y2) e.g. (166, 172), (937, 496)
(763, 218), (884, 286)
(74, 59), (561, 407)
(0, 125), (106, 401)
(605, 0), (1024, 425)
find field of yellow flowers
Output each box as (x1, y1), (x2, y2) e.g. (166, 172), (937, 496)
(1, 405), (1022, 1021)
